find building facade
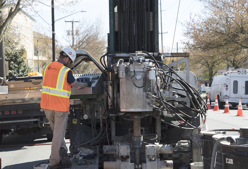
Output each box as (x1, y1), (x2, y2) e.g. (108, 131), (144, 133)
(3, 6), (36, 72)
(10, 10), (35, 70)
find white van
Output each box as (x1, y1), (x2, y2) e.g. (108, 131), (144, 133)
(208, 69), (248, 108)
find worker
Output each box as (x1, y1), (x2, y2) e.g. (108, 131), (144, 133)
(40, 48), (91, 169)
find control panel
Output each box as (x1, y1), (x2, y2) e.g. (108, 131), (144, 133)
(71, 73), (104, 95)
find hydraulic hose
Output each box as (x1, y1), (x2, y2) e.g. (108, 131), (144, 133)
(80, 106), (103, 146)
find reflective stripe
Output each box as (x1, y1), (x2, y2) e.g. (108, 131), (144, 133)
(42, 86), (70, 93)
(42, 87), (70, 98)
(42, 64), (50, 83)
(56, 66), (70, 90)
(61, 69), (70, 90)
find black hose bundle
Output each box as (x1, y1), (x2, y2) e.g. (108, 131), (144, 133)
(99, 51), (207, 129)
(142, 51), (207, 129)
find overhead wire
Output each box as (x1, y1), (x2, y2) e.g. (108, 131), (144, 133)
(166, 0), (200, 31)
(164, 1), (178, 11)
(178, 0), (199, 19)
(34, 11), (51, 27)
(37, 1), (50, 7)
(171, 0), (181, 53)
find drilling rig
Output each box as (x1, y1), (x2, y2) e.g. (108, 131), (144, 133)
(68, 1), (207, 168)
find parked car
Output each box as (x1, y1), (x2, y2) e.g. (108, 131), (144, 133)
(201, 84), (207, 92)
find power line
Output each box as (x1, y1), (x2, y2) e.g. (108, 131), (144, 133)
(37, 1), (72, 8)
(177, 1), (200, 22)
(178, 0), (196, 17)
(35, 11), (50, 27)
(37, 1), (50, 7)
(171, 0), (181, 53)
(166, 1), (200, 31)
(164, 1), (178, 11)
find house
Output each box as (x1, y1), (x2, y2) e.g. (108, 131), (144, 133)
(33, 32), (52, 72)
(6, 8), (36, 71)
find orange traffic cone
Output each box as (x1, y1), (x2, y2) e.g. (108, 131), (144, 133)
(223, 99), (230, 113)
(236, 100), (244, 117)
(207, 98), (211, 109)
(214, 99), (219, 111)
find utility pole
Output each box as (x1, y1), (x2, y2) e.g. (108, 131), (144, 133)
(51, 0), (55, 61)
(0, 38), (5, 78)
(65, 20), (79, 47)
(177, 42), (179, 69)
(0, 10), (5, 78)
(50, 2), (85, 60)
(160, 0), (163, 54)
(37, 40), (40, 72)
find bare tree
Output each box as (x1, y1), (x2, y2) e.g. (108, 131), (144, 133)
(66, 19), (107, 73)
(183, 0), (248, 80)
(0, 0), (22, 41)
(34, 31), (63, 66)
(0, 0), (79, 42)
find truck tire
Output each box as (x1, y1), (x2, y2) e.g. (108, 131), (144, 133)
(46, 133), (53, 141)
(218, 96), (224, 109)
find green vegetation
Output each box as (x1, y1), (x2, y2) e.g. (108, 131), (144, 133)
(4, 28), (31, 78)
(6, 48), (31, 78)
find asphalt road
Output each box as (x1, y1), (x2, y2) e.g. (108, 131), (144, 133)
(0, 132), (70, 169)
(206, 103), (248, 130)
(1, 103), (248, 169)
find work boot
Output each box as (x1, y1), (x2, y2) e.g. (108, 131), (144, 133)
(59, 147), (72, 168)
(47, 161), (63, 169)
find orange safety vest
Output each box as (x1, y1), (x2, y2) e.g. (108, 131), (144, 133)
(40, 61), (72, 112)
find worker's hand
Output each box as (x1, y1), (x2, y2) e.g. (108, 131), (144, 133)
(71, 81), (88, 89)
(87, 81), (92, 87)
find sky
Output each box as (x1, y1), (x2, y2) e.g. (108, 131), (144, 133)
(27, 0), (204, 53)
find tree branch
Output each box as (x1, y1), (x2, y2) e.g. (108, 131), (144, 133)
(0, 0), (22, 41)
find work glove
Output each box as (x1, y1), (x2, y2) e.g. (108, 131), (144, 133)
(87, 81), (92, 87)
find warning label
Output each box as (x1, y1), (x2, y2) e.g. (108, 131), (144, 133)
(226, 158), (233, 164)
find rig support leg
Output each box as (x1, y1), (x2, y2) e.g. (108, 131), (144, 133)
(133, 117), (142, 169)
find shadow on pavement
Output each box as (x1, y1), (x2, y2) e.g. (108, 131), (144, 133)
(0, 131), (51, 152)
(3, 159), (48, 169)
(0, 146), (28, 152)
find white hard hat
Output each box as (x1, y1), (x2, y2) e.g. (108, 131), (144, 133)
(62, 48), (76, 63)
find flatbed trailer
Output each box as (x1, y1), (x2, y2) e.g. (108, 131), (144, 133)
(0, 76), (52, 143)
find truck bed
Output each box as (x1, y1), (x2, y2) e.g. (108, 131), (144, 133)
(0, 77), (46, 137)
(0, 91), (41, 106)
(0, 77), (42, 106)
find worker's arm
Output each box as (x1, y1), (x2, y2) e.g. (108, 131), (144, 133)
(68, 70), (91, 89)
(71, 81), (89, 89)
